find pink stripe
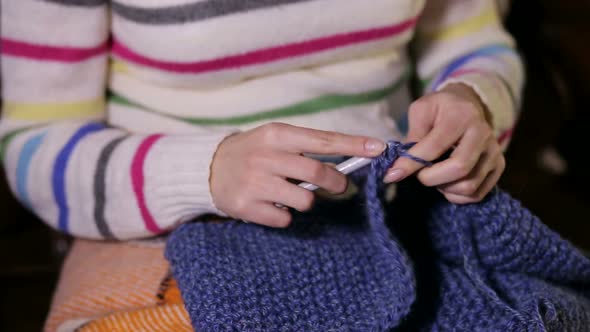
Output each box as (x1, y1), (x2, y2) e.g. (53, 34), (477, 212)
(448, 68), (487, 79)
(131, 134), (164, 234)
(498, 127), (514, 144)
(1, 38), (108, 62)
(112, 17), (418, 73)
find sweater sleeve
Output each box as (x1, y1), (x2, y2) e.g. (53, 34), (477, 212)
(413, 0), (525, 147)
(0, 0), (232, 240)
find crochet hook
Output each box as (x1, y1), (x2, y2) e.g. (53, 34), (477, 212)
(297, 156), (372, 192)
(274, 156), (371, 209)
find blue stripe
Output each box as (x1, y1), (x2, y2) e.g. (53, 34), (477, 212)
(431, 44), (515, 90)
(16, 133), (46, 209)
(52, 123), (105, 233)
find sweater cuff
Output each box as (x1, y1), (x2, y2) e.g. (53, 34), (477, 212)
(436, 71), (516, 138)
(142, 131), (237, 231)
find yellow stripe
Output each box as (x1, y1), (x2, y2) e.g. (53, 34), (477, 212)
(110, 59), (130, 74)
(422, 7), (499, 41)
(3, 98), (105, 121)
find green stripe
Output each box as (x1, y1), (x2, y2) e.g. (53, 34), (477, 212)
(0, 128), (29, 162)
(110, 71), (409, 126)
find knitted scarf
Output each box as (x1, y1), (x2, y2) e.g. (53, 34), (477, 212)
(165, 142), (590, 331)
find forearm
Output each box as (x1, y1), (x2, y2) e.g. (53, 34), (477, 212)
(1, 120), (231, 239)
(1, 0), (233, 240)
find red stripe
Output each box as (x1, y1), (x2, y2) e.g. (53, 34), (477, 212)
(112, 17), (418, 73)
(448, 68), (487, 78)
(1, 38), (108, 62)
(131, 134), (164, 234)
(498, 127), (514, 144)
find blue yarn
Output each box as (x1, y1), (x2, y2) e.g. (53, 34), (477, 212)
(166, 141), (590, 331)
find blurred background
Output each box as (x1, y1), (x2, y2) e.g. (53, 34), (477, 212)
(1, 1), (589, 331)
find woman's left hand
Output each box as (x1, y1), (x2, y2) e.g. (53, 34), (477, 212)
(385, 83), (505, 204)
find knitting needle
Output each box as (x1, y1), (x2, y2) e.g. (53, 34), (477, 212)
(274, 156), (372, 209)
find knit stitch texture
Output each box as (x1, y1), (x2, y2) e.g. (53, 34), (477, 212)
(165, 142), (590, 331)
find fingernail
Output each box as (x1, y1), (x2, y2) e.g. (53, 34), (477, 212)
(365, 139), (386, 153)
(383, 169), (405, 183)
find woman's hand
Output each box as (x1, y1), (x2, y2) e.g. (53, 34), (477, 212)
(385, 83), (505, 204)
(210, 123), (386, 227)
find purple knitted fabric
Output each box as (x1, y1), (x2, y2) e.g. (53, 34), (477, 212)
(165, 141), (590, 331)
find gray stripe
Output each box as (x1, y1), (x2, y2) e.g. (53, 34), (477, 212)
(112, 0), (316, 25)
(42, 0), (106, 7)
(93, 136), (126, 239)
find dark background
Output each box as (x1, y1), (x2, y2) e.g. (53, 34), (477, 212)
(1, 1), (589, 331)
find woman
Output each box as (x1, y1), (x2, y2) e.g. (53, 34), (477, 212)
(0, 0), (523, 330)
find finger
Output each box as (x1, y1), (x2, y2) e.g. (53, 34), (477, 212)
(405, 98), (436, 142)
(259, 123), (386, 157)
(417, 125), (492, 187)
(474, 157), (505, 199)
(437, 154), (494, 196)
(382, 99), (434, 184)
(260, 177), (316, 212)
(265, 153), (348, 194)
(384, 121), (463, 183)
(442, 157), (505, 204)
(241, 202), (293, 228)
(436, 143), (500, 195)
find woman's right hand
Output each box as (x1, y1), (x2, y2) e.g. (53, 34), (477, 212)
(210, 123), (386, 227)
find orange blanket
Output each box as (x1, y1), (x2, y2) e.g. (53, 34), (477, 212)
(45, 239), (192, 332)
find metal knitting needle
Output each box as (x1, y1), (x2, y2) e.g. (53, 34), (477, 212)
(274, 156), (372, 208)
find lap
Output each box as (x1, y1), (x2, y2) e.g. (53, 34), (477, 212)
(44, 239), (190, 332)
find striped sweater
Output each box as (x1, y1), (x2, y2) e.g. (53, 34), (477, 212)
(0, 0), (524, 240)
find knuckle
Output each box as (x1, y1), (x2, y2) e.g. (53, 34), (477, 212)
(417, 172), (435, 187)
(233, 196), (250, 215)
(451, 159), (471, 178)
(480, 126), (494, 141)
(458, 181), (479, 196)
(260, 122), (287, 143)
(410, 97), (432, 110)
(432, 139), (450, 155)
(409, 99), (431, 119)
(409, 100), (423, 111)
